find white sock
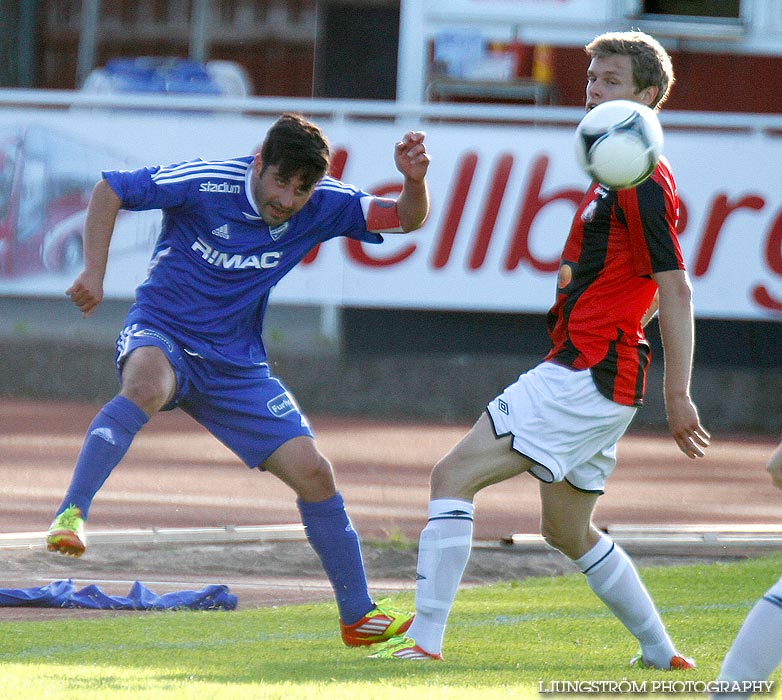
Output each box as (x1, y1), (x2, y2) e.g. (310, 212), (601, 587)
(576, 534), (676, 668)
(407, 498), (474, 655)
(713, 579), (782, 699)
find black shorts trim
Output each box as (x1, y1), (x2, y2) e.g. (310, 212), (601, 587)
(484, 409), (605, 495)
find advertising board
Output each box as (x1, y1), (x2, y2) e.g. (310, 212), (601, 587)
(0, 100), (778, 321)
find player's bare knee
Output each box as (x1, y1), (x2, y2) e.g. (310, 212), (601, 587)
(541, 529), (573, 557)
(119, 347), (175, 414)
(292, 454), (337, 501)
(309, 454), (336, 489)
(119, 381), (168, 415)
(541, 523), (586, 560)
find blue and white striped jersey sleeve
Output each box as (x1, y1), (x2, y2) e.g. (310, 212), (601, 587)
(313, 176), (385, 243)
(103, 158), (248, 211)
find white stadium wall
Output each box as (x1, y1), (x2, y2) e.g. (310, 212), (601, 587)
(0, 93), (778, 322)
(0, 92), (779, 429)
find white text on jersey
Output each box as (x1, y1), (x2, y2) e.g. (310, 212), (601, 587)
(199, 181), (242, 194)
(191, 237), (281, 270)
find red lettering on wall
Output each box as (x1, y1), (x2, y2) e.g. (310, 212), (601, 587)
(432, 152), (478, 269)
(677, 198), (688, 236)
(765, 210), (782, 273)
(505, 155), (584, 272)
(751, 209), (782, 312)
(297, 143), (779, 318)
(330, 148), (348, 180)
(302, 246), (319, 265)
(693, 194), (765, 277)
(751, 289), (782, 312)
(469, 153), (514, 270)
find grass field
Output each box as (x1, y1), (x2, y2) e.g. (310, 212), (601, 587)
(1, 554), (781, 700)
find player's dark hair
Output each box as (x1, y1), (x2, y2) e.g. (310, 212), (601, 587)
(259, 113), (331, 189)
(585, 31), (675, 109)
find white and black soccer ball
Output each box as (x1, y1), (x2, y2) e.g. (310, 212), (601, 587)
(574, 100), (664, 190)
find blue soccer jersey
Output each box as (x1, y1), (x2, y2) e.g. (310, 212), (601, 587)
(104, 156), (384, 368)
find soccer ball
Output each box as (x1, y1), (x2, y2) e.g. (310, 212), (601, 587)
(574, 100), (664, 190)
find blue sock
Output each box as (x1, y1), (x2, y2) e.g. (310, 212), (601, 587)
(297, 492), (372, 625)
(57, 395), (149, 519)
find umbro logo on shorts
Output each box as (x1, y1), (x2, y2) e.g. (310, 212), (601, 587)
(498, 398), (509, 415)
(267, 393), (295, 417)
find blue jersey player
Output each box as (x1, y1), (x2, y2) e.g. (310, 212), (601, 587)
(46, 113), (430, 646)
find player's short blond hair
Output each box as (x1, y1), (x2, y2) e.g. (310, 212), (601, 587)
(585, 31), (675, 109)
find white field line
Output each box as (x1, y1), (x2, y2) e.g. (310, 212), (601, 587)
(0, 524), (306, 549)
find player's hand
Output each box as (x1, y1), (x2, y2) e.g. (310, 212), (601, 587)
(66, 269), (104, 318)
(665, 395), (711, 458)
(394, 131), (430, 183)
(767, 441), (782, 489)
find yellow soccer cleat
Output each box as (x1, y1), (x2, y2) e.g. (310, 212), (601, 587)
(340, 598), (414, 647)
(46, 505), (86, 557)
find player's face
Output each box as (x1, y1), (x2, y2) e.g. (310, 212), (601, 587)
(585, 54), (657, 111)
(252, 159), (316, 227)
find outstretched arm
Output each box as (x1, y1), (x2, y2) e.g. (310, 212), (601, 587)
(652, 268), (711, 458)
(65, 178), (122, 318)
(393, 131), (431, 232)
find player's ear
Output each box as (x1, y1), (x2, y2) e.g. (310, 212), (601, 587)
(252, 154), (264, 175)
(639, 85), (659, 108)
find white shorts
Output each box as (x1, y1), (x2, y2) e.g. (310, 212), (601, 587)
(486, 361), (637, 493)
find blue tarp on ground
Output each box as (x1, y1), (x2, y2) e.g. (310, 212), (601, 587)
(0, 579), (237, 610)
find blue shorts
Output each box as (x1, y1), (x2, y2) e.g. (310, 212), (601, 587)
(116, 321), (313, 469)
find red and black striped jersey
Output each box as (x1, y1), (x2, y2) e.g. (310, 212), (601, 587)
(545, 157), (684, 406)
